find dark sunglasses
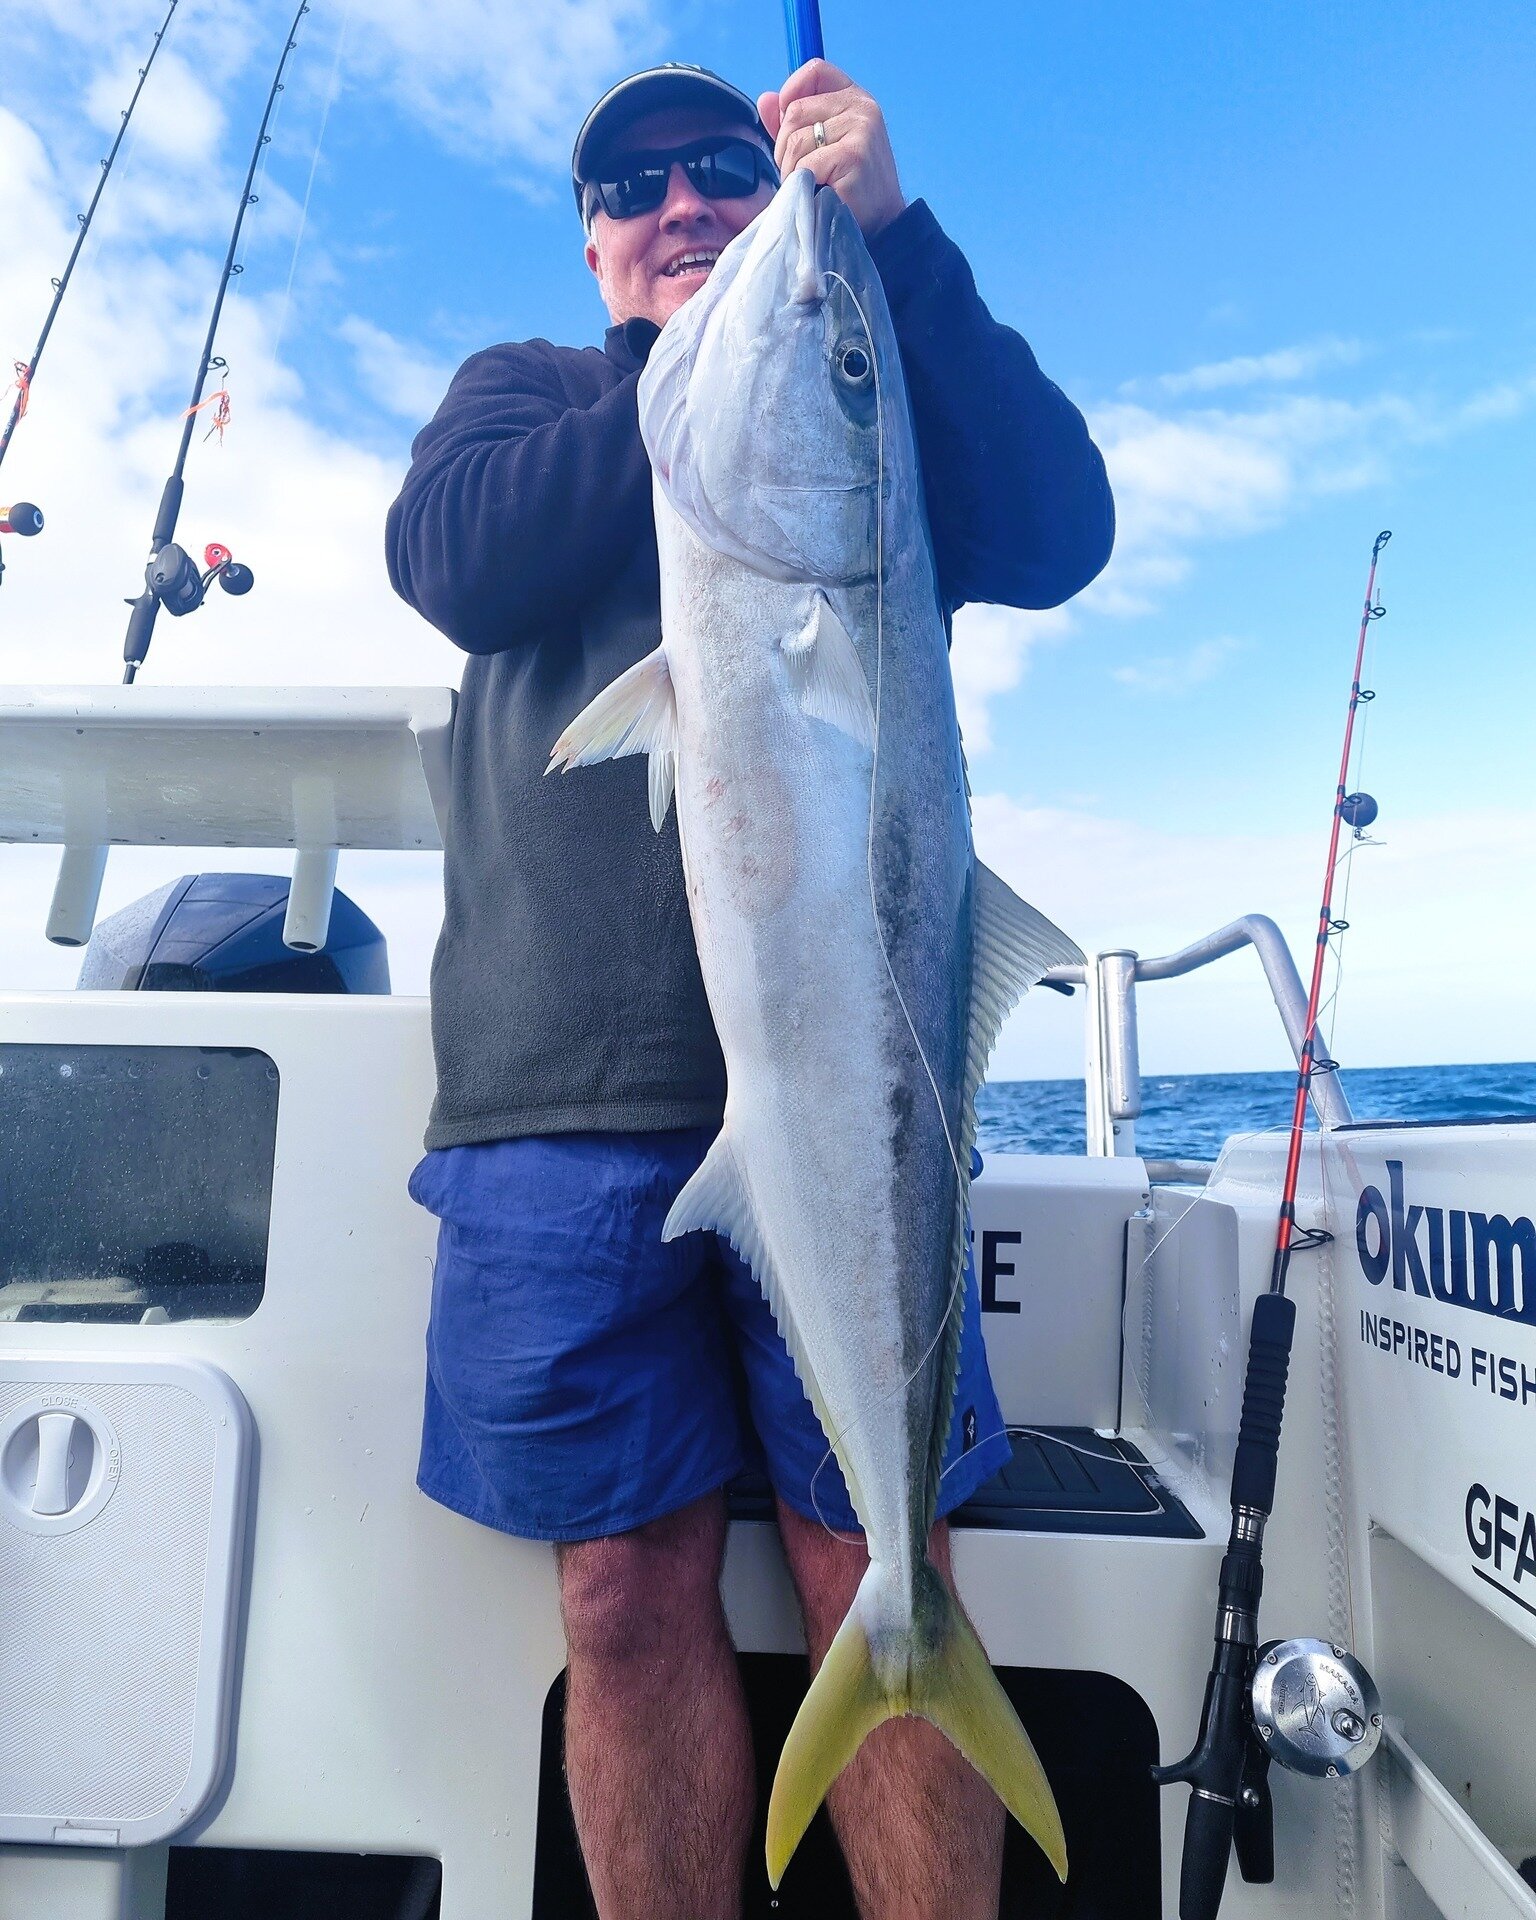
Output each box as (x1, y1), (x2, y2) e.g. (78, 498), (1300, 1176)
(585, 135), (780, 224)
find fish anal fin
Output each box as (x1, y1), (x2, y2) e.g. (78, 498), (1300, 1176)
(784, 593), (874, 748)
(547, 646), (679, 830)
(664, 1132), (857, 1518)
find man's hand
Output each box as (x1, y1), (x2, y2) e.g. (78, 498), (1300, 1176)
(757, 60), (906, 240)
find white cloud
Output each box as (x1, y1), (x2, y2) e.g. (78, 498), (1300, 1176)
(0, 94), (458, 695)
(1080, 366), (1536, 629)
(1085, 391), (1402, 617)
(1138, 337), (1366, 398)
(83, 49), (227, 170)
(14, 0), (662, 186)
(337, 317), (456, 424)
(1111, 634), (1247, 696)
(950, 603), (1070, 755)
(975, 793), (1536, 1081)
(341, 0), (664, 170)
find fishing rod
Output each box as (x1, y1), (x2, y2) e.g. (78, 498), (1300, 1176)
(1153, 531), (1393, 1919)
(782, 0), (826, 67)
(121, 0), (313, 684)
(0, 0), (181, 587)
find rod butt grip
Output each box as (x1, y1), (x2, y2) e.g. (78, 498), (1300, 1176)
(1178, 1789), (1236, 1920)
(1232, 1292), (1297, 1512)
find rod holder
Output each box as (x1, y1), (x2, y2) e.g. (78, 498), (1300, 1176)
(1084, 950), (1140, 1156)
(283, 847), (337, 953)
(46, 845), (109, 947)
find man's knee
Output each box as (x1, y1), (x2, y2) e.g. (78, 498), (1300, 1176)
(557, 1491), (728, 1667)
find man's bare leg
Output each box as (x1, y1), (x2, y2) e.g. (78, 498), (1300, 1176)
(557, 1491), (753, 1920)
(776, 1500), (1006, 1920)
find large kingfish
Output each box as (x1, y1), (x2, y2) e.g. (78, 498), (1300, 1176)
(549, 168), (1079, 1886)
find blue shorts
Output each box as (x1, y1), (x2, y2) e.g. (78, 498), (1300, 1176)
(409, 1129), (1011, 1543)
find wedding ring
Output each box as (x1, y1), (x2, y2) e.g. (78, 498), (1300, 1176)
(813, 120), (827, 148)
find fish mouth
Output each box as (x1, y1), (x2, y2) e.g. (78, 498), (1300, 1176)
(809, 175), (862, 300)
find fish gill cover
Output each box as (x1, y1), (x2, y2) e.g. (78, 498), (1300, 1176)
(638, 170), (910, 588)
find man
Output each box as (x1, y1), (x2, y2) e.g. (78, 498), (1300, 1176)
(387, 58), (1112, 1920)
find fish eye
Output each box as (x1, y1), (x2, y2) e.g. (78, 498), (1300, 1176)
(834, 338), (873, 390)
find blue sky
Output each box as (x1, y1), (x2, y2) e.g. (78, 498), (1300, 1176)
(2, 0), (1533, 1083)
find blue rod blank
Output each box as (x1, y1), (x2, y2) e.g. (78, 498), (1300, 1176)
(782, 0), (825, 68)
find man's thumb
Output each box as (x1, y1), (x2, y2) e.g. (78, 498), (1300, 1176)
(757, 90), (783, 139)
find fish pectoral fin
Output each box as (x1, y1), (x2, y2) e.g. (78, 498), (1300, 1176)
(546, 646), (679, 831)
(766, 1562), (1068, 1890)
(783, 593), (874, 748)
(647, 750), (677, 834)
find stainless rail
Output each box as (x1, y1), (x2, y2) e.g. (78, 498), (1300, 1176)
(1044, 914), (1352, 1154)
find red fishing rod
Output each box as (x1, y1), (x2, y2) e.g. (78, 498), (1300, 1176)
(1154, 530), (1392, 1920)
(0, 0), (181, 586)
(1269, 530), (1389, 1291)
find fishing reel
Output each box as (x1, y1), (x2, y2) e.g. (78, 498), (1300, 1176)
(1154, 1633), (1381, 1917)
(0, 500), (44, 587)
(122, 538), (254, 679)
(141, 539), (255, 616)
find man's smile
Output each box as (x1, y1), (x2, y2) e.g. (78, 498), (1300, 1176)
(660, 248), (722, 279)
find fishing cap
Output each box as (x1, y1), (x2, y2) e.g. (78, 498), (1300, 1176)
(572, 64), (769, 220)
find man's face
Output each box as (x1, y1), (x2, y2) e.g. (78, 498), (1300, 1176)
(584, 105), (777, 330)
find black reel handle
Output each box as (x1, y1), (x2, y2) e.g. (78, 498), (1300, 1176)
(1153, 1291), (1296, 1920)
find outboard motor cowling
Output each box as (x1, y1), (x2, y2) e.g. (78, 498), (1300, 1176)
(77, 873), (389, 994)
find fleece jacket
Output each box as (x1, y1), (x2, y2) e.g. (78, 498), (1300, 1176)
(385, 198), (1114, 1150)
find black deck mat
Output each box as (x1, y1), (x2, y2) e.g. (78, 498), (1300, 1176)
(958, 1427), (1202, 1539)
(727, 1426), (1202, 1540)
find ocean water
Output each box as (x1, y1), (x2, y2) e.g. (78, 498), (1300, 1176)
(977, 1061), (1536, 1162)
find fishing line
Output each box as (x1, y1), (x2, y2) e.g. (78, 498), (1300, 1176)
(803, 263), (975, 1543)
(1320, 621), (1382, 1071)
(269, 0), (351, 375)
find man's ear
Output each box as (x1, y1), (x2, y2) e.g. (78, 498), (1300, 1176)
(584, 234), (601, 279)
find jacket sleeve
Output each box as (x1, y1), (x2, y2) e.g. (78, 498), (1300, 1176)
(385, 341), (653, 655)
(869, 200), (1114, 613)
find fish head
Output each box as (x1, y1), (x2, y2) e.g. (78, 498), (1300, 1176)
(638, 168), (908, 586)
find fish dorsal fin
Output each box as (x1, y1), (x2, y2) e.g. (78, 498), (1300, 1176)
(923, 865), (1084, 1519)
(547, 645), (679, 831)
(783, 593), (874, 748)
(664, 1130), (862, 1520)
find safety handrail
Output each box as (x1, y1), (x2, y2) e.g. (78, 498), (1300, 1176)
(1043, 914), (1352, 1149)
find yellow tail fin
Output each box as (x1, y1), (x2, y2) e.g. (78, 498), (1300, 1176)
(765, 1562), (1067, 1889)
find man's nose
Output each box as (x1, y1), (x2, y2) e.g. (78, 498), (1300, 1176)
(658, 161), (715, 228)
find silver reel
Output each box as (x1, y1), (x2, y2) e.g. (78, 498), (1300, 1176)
(1250, 1637), (1382, 1779)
